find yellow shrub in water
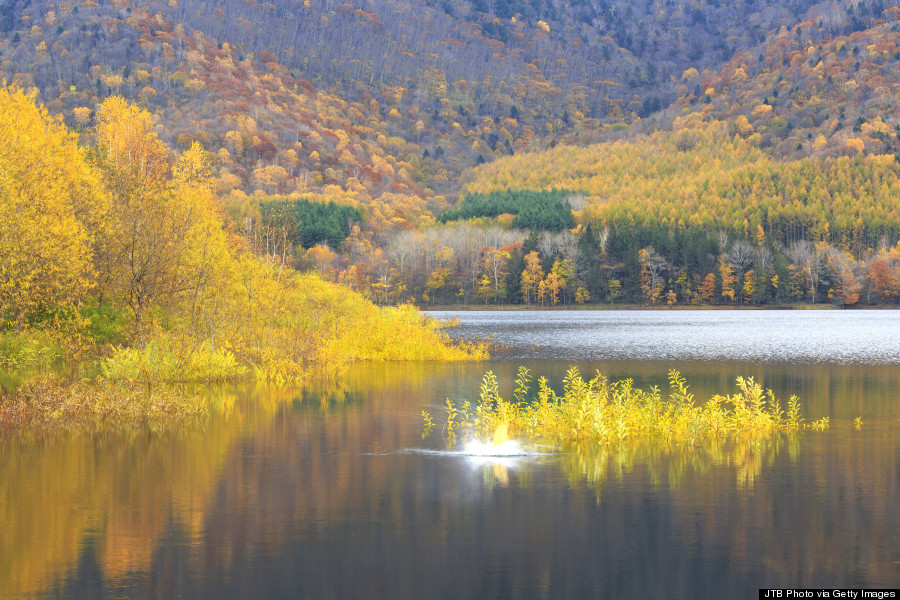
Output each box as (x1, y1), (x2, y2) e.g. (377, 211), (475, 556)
(432, 366), (828, 446)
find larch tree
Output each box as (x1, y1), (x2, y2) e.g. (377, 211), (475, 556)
(520, 251), (543, 305)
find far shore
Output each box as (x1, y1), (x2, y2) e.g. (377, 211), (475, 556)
(418, 303), (879, 311)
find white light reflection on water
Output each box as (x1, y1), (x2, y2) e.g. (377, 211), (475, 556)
(461, 439), (527, 456)
(387, 443), (555, 459)
(371, 441), (556, 486)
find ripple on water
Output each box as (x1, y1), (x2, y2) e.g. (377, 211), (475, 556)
(428, 310), (900, 365)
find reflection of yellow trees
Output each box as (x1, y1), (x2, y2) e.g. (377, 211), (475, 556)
(0, 377), (325, 597)
(0, 362), (460, 597)
(0, 421), (233, 597)
(560, 432), (800, 497)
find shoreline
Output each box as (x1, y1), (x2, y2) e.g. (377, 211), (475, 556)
(419, 303), (852, 311)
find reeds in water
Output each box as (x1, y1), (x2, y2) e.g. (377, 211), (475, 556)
(429, 366), (830, 447)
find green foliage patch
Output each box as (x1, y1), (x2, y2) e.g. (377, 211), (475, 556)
(0, 329), (63, 368)
(262, 198), (363, 249)
(438, 189), (575, 231)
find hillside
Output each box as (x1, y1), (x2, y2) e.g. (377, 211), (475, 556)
(3, 0), (900, 308)
(462, 120), (900, 248)
(668, 10), (900, 159)
(370, 121), (900, 307)
(0, 0), (840, 206)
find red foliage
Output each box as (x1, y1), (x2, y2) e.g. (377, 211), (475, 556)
(297, 79), (317, 95)
(251, 139), (276, 160)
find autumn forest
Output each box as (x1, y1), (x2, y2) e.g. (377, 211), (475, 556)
(4, 0), (900, 384)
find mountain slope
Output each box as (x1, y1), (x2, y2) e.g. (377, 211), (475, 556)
(668, 9), (900, 159)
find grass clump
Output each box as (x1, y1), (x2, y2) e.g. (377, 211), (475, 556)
(101, 334), (248, 385)
(430, 366), (829, 446)
(0, 329), (64, 368)
(0, 375), (206, 435)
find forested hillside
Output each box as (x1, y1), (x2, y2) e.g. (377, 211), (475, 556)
(463, 120), (900, 247)
(2, 0), (900, 310)
(0, 0), (842, 206)
(669, 8), (900, 158)
(366, 120), (900, 307)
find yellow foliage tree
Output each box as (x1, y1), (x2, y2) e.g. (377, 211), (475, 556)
(93, 98), (230, 333)
(719, 257), (736, 303)
(0, 86), (108, 324)
(521, 251), (543, 305)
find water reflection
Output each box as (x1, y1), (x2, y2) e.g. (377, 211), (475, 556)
(1, 354), (898, 598)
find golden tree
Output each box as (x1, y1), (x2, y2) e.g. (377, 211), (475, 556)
(520, 251), (544, 305)
(93, 98), (229, 334)
(0, 86), (108, 324)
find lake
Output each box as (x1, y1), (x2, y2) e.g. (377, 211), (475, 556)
(1, 310), (899, 599)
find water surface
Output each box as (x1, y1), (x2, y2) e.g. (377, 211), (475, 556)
(1, 311), (898, 599)
(429, 309), (900, 364)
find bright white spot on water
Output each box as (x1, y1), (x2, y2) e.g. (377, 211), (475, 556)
(462, 439), (528, 456)
(383, 443), (555, 458)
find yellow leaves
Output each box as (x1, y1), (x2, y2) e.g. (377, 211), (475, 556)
(867, 154), (895, 167)
(1, 89), (478, 378)
(72, 106), (91, 126)
(173, 142), (213, 187)
(845, 138), (865, 154)
(102, 73), (124, 89)
(95, 96), (170, 198)
(734, 115), (753, 136)
(251, 164), (290, 192)
(0, 85), (107, 323)
(536, 20), (550, 34)
(812, 134), (828, 151)
(435, 369), (818, 463)
(860, 117), (893, 137)
(520, 251), (544, 305)
(752, 104), (773, 117)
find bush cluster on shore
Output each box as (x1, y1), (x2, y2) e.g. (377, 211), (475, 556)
(0, 86), (485, 432)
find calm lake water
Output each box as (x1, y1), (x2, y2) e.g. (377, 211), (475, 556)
(2, 310), (899, 599)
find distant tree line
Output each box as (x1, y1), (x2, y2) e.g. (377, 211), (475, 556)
(359, 220), (900, 308)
